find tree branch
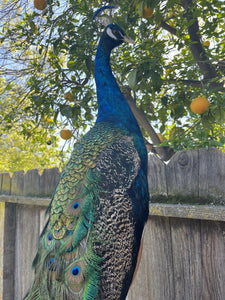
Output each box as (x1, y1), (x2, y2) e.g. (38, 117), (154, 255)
(160, 21), (177, 36)
(168, 78), (224, 91)
(159, 1), (224, 92)
(181, 0), (223, 87)
(122, 87), (174, 161)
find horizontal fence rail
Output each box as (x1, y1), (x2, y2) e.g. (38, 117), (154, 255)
(0, 148), (225, 300)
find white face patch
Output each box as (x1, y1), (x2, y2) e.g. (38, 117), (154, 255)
(106, 27), (118, 40)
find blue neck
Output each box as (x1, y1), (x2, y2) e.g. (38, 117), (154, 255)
(94, 40), (140, 135)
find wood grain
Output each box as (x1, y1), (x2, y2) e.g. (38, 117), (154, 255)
(166, 149), (199, 199)
(14, 205), (46, 300)
(0, 149), (224, 299)
(201, 220), (225, 300)
(199, 148), (225, 204)
(39, 167), (60, 197)
(128, 216), (175, 300)
(148, 154), (167, 198)
(170, 218), (202, 300)
(0, 202), (5, 300)
(1, 173), (11, 195)
(2, 203), (16, 300)
(149, 203), (225, 221)
(148, 148), (225, 205)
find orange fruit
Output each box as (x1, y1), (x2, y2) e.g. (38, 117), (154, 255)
(64, 92), (74, 102)
(34, 0), (47, 10)
(190, 96), (210, 114)
(203, 40), (210, 47)
(143, 6), (153, 18)
(45, 116), (52, 123)
(60, 129), (73, 140)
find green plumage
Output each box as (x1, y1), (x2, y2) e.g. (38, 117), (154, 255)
(25, 124), (139, 299)
(25, 14), (149, 299)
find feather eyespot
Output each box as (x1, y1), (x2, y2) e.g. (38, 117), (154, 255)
(66, 261), (84, 292)
(71, 266), (80, 276)
(47, 234), (53, 241)
(46, 233), (55, 247)
(67, 200), (81, 216)
(53, 227), (66, 239)
(67, 220), (75, 230)
(73, 202), (79, 209)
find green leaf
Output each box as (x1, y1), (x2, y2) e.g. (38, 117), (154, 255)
(128, 69), (137, 90)
(60, 105), (73, 118)
(161, 96), (168, 107)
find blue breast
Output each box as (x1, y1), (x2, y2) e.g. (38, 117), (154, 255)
(94, 26), (147, 160)
(94, 24), (149, 227)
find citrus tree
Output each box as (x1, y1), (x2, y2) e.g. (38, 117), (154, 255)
(0, 129), (62, 172)
(0, 77), (66, 172)
(0, 0), (224, 161)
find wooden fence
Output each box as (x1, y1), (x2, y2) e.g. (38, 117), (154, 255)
(0, 148), (225, 300)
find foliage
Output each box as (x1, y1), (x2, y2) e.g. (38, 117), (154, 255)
(0, 130), (63, 172)
(0, 0), (225, 160)
(0, 77), (67, 172)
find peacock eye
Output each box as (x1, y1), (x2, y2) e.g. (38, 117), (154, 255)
(71, 266), (80, 276)
(47, 234), (53, 241)
(112, 29), (120, 35)
(72, 202), (79, 209)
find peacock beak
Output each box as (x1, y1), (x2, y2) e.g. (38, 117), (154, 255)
(123, 35), (135, 44)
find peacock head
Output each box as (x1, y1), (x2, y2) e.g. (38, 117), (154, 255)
(101, 23), (135, 50)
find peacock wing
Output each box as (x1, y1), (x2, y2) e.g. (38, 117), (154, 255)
(24, 124), (124, 300)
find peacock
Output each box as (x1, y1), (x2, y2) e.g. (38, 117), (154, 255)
(25, 6), (149, 300)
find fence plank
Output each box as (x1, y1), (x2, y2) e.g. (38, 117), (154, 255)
(199, 148), (225, 205)
(170, 218), (203, 300)
(39, 168), (61, 197)
(3, 203), (16, 300)
(201, 220), (225, 300)
(166, 149), (199, 199)
(148, 154), (167, 199)
(24, 169), (40, 197)
(1, 173), (11, 195)
(0, 202), (5, 300)
(128, 216), (175, 300)
(0, 149), (225, 300)
(14, 205), (46, 300)
(149, 203), (225, 221)
(11, 171), (25, 196)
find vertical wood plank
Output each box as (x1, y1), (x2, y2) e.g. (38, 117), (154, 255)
(127, 218), (152, 300)
(201, 220), (225, 300)
(166, 150), (199, 199)
(128, 216), (175, 300)
(39, 168), (60, 197)
(1, 173), (11, 195)
(148, 154), (167, 199)
(170, 218), (203, 300)
(24, 169), (40, 197)
(14, 205), (46, 300)
(0, 202), (5, 300)
(11, 171), (25, 196)
(199, 148), (225, 205)
(0, 173), (2, 193)
(3, 203), (16, 300)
